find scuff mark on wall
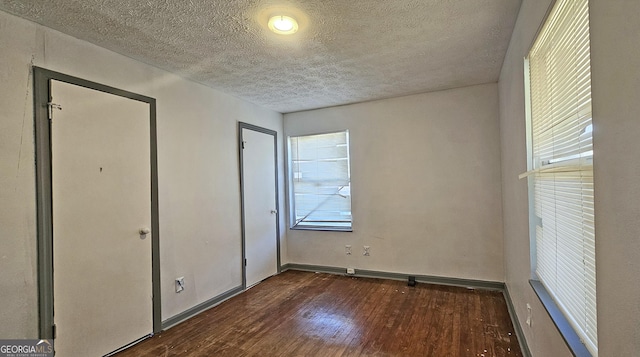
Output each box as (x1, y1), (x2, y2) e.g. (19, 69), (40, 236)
(16, 55), (34, 187)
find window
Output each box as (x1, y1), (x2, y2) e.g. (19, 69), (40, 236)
(288, 131), (352, 231)
(524, 0), (596, 355)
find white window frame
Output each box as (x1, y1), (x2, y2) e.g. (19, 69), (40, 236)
(523, 0), (596, 356)
(287, 130), (352, 232)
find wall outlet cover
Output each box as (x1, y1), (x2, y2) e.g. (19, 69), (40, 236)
(346, 268), (356, 275)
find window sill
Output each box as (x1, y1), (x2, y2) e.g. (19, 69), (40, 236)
(529, 280), (593, 357)
(290, 225), (352, 232)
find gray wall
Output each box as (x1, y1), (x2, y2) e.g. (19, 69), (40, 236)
(284, 83), (505, 282)
(590, 0), (640, 355)
(499, 0), (640, 355)
(0, 10), (285, 338)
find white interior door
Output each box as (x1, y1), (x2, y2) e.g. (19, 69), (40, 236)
(51, 80), (152, 356)
(242, 127), (278, 287)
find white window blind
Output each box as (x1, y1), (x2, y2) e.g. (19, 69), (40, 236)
(528, 0), (596, 355)
(289, 131), (352, 230)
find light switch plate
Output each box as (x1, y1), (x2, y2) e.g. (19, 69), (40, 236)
(176, 277), (185, 293)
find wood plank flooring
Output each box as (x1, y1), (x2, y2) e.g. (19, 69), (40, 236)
(116, 270), (522, 357)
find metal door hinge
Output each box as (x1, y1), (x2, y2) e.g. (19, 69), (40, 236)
(47, 102), (62, 120)
(241, 141), (246, 149)
(52, 324), (57, 339)
(244, 259), (247, 266)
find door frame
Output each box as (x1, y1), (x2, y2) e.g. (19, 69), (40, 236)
(33, 67), (161, 338)
(238, 122), (281, 289)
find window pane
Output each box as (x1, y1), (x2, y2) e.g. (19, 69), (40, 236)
(289, 131), (352, 230)
(527, 0), (597, 354)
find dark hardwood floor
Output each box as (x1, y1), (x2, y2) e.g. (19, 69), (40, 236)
(116, 270), (522, 357)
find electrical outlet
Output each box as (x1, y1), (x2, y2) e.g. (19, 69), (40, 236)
(526, 303), (532, 326)
(363, 246), (370, 256)
(345, 245), (352, 255)
(176, 277), (185, 293)
(346, 267), (356, 275)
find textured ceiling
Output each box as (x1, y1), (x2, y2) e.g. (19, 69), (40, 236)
(0, 0), (522, 113)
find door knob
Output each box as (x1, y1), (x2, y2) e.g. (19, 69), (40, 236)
(270, 210), (278, 214)
(139, 228), (151, 235)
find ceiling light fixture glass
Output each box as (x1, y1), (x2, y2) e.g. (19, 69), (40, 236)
(268, 15), (298, 35)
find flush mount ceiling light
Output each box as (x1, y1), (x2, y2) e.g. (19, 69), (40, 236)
(268, 15), (298, 35)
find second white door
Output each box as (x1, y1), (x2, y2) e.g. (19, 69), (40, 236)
(241, 126), (278, 287)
